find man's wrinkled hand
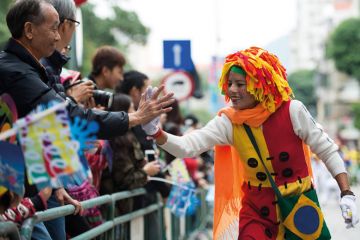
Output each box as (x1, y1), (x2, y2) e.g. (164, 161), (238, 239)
(130, 85), (174, 127)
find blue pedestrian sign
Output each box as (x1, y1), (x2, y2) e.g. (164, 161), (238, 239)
(163, 40), (193, 70)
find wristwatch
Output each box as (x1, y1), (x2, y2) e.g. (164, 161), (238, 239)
(340, 189), (355, 198)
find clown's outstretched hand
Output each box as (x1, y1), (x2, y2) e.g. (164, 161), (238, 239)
(340, 194), (359, 228)
(142, 86), (161, 136)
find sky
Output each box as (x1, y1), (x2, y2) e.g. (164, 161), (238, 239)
(90, 0), (297, 70)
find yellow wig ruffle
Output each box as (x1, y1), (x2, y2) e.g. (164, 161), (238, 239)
(218, 47), (293, 112)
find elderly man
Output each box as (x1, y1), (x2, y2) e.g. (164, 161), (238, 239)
(0, 0), (173, 239)
(0, 0), (173, 135)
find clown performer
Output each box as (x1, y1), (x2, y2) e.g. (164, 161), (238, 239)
(142, 47), (359, 239)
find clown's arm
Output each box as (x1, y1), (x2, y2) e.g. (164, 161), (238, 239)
(146, 114), (232, 158)
(290, 99), (358, 228)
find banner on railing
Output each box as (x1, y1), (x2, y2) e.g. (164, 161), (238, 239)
(0, 94), (23, 195)
(18, 102), (82, 189)
(0, 141), (25, 196)
(165, 159), (199, 216)
(0, 100), (99, 191)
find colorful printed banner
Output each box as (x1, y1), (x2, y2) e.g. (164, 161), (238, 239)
(168, 158), (192, 183)
(0, 94), (20, 196)
(165, 159), (198, 216)
(17, 102), (81, 189)
(0, 141), (25, 196)
(69, 116), (99, 184)
(0, 99), (101, 192)
(0, 94), (18, 143)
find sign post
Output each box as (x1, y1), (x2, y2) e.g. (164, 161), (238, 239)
(163, 40), (193, 71)
(161, 71), (194, 102)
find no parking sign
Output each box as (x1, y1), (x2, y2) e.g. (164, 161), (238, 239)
(161, 71), (194, 102)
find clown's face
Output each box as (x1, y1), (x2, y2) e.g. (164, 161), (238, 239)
(227, 71), (258, 110)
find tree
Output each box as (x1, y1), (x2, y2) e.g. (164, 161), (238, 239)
(79, 3), (149, 74)
(288, 70), (317, 115)
(0, 0), (13, 49)
(326, 18), (360, 81)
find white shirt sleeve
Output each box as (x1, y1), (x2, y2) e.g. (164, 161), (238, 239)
(159, 114), (233, 158)
(290, 100), (346, 177)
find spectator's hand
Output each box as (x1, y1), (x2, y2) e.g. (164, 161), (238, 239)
(197, 178), (209, 189)
(55, 188), (83, 215)
(66, 80), (94, 103)
(143, 160), (161, 177)
(83, 97), (105, 110)
(84, 97), (96, 109)
(1, 198), (36, 225)
(340, 195), (359, 228)
(129, 85), (174, 128)
(39, 187), (52, 201)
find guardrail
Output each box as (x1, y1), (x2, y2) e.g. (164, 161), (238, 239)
(0, 188), (210, 240)
(0, 222), (21, 240)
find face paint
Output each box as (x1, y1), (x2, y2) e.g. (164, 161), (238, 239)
(227, 71), (258, 110)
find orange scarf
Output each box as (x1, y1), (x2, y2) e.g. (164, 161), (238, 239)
(218, 104), (273, 127)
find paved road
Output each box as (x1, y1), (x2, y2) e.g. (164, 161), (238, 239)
(321, 185), (360, 240)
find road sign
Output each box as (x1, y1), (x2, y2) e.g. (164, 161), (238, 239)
(163, 40), (193, 70)
(161, 71), (194, 102)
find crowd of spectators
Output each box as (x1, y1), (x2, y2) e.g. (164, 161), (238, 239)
(0, 0), (212, 239)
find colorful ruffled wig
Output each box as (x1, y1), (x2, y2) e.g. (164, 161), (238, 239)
(218, 46), (293, 112)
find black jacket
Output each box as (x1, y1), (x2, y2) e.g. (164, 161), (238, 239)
(0, 38), (129, 139)
(40, 49), (69, 99)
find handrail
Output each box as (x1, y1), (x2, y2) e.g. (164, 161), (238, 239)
(111, 188), (146, 201)
(19, 188), (154, 240)
(113, 202), (163, 226)
(20, 195), (114, 239)
(0, 222), (21, 240)
(4, 187), (209, 240)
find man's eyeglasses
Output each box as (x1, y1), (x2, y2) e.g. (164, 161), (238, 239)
(62, 18), (80, 27)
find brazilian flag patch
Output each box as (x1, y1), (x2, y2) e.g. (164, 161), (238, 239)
(278, 189), (331, 240)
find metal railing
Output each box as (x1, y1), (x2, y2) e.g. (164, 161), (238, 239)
(0, 222), (21, 240)
(0, 188), (210, 240)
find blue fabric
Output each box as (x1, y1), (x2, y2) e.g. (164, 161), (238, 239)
(31, 223), (52, 240)
(43, 194), (66, 240)
(294, 206), (320, 234)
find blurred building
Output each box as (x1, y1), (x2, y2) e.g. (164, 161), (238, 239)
(290, 0), (360, 140)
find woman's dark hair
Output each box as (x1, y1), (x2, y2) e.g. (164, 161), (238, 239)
(0, 190), (12, 211)
(116, 70), (148, 94)
(109, 93), (132, 112)
(166, 99), (184, 125)
(6, 0), (51, 39)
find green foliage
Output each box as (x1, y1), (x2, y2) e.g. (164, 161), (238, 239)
(112, 7), (149, 45)
(191, 109), (213, 125)
(326, 18), (360, 81)
(352, 103), (360, 130)
(0, 0), (13, 48)
(180, 105), (213, 126)
(288, 69), (317, 114)
(80, 3), (149, 74)
(0, 1), (149, 75)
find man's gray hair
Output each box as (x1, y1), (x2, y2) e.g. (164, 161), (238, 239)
(50, 0), (76, 22)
